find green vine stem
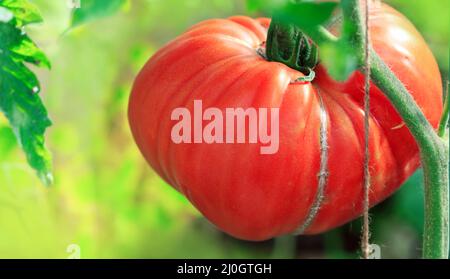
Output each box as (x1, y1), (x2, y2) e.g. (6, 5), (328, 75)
(266, 0), (449, 258)
(343, 0), (449, 259)
(438, 80), (449, 138)
(370, 51), (449, 259)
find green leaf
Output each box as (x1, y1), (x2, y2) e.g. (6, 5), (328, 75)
(0, 125), (16, 156)
(70, 0), (127, 28)
(0, 0), (43, 25)
(320, 40), (359, 81)
(246, 0), (287, 13)
(10, 36), (51, 69)
(276, 1), (338, 32)
(0, 2), (53, 186)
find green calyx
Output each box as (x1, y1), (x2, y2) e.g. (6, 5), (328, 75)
(266, 18), (319, 78)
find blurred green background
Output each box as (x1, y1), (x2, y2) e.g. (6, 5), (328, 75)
(0, 0), (448, 258)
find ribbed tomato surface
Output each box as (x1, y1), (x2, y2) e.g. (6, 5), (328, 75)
(128, 3), (442, 240)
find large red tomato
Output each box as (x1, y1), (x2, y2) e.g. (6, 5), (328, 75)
(128, 2), (442, 240)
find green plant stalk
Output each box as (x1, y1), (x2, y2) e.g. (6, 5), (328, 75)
(342, 0), (449, 259)
(438, 81), (449, 137)
(266, 0), (449, 258)
(370, 52), (449, 258)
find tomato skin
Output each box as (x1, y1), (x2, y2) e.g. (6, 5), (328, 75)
(128, 3), (442, 241)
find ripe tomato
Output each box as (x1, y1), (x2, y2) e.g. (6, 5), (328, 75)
(128, 3), (442, 240)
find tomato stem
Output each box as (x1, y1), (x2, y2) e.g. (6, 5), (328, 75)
(266, 18), (319, 77)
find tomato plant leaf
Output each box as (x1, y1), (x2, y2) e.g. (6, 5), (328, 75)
(320, 40), (359, 82)
(246, 0), (286, 13)
(247, 0), (338, 28)
(276, 1), (338, 32)
(70, 0), (127, 28)
(0, 0), (42, 25)
(0, 1), (53, 185)
(0, 125), (16, 156)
